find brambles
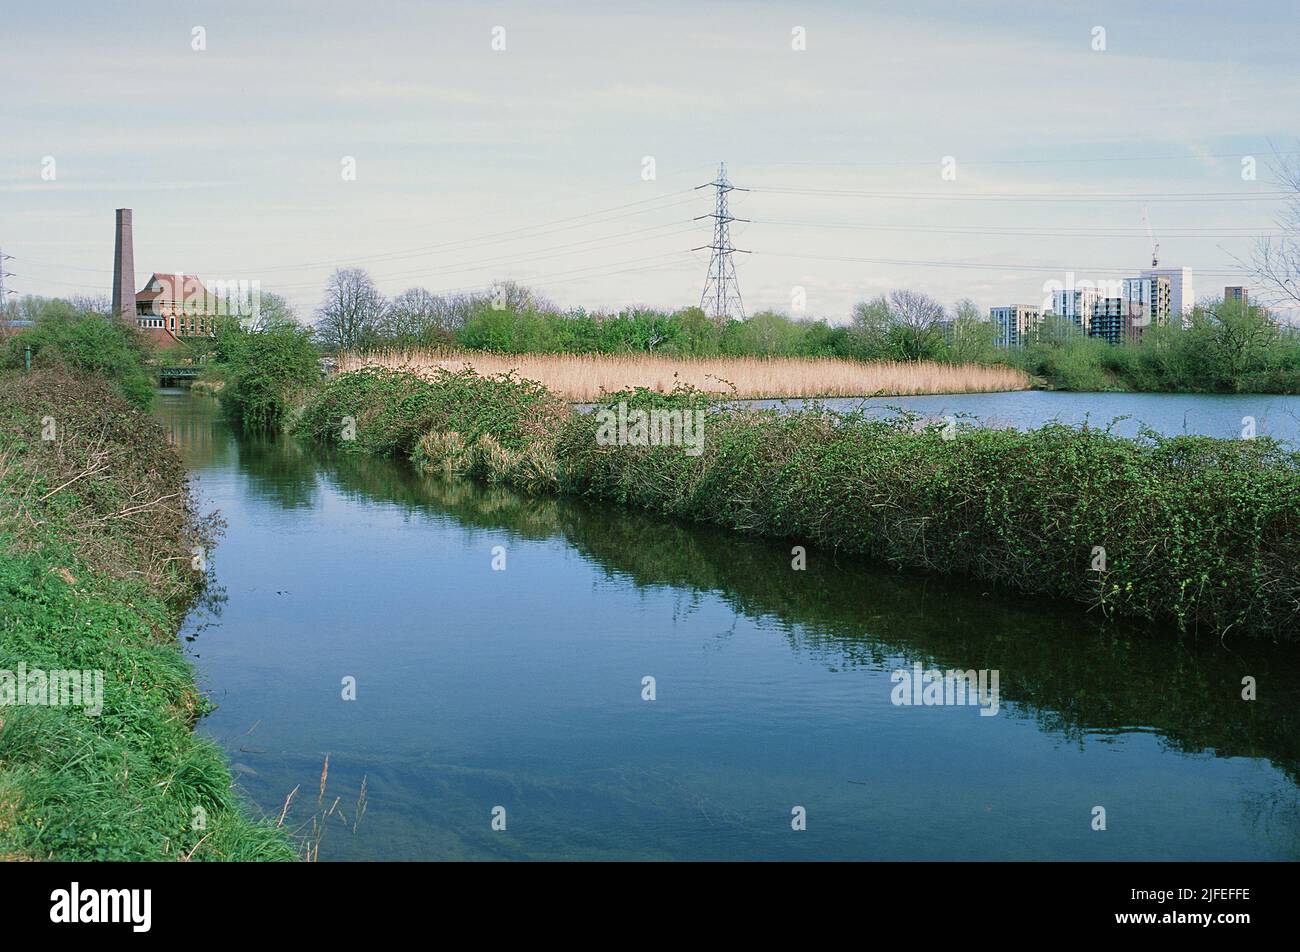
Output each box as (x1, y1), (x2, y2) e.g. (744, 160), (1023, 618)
(296, 366), (567, 492)
(561, 406), (1300, 637)
(301, 367), (1300, 639)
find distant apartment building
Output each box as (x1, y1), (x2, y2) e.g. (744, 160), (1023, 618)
(1088, 297), (1144, 346)
(1141, 266), (1194, 319)
(1123, 274), (1172, 331)
(1051, 287), (1101, 334)
(1224, 285), (1249, 306)
(991, 305), (1043, 348)
(995, 264), (1194, 348)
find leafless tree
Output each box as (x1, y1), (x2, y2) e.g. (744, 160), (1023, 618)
(315, 268), (385, 352)
(887, 289), (947, 360)
(1252, 145), (1300, 314)
(245, 290), (299, 332)
(490, 279), (553, 314)
(888, 289), (946, 329)
(383, 287), (441, 341)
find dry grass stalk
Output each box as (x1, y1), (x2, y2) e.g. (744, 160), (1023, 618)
(338, 349), (1030, 402)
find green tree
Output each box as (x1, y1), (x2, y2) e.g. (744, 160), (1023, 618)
(3, 302), (155, 407)
(218, 323), (320, 430)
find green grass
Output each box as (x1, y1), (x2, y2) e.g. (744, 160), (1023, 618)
(0, 368), (295, 861)
(300, 368), (1300, 639)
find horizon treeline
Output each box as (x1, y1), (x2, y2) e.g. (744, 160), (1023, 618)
(7, 268), (1300, 394)
(311, 269), (1001, 363)
(308, 267), (1300, 393)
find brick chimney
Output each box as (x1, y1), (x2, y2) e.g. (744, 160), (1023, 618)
(112, 208), (135, 319)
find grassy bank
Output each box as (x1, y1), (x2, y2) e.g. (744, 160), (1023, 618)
(299, 367), (1300, 640)
(0, 369), (295, 860)
(339, 349), (1030, 401)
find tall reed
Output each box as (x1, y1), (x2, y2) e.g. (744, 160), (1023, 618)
(338, 348), (1029, 402)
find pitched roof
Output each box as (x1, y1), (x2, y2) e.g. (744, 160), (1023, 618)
(140, 326), (184, 349)
(136, 273), (212, 307)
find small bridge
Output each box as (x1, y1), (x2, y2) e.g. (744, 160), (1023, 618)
(158, 366), (201, 384)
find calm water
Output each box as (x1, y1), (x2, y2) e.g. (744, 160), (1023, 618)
(752, 390), (1300, 445)
(159, 389), (1300, 860)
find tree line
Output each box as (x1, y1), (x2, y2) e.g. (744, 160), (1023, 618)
(311, 268), (1000, 364)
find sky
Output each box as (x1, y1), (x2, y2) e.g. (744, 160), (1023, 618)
(2, 0), (1298, 323)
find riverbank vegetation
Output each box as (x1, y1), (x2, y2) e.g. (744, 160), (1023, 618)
(1012, 299), (1300, 393)
(337, 350), (1030, 401)
(2, 299), (156, 407)
(298, 366), (1300, 640)
(212, 321), (320, 431)
(0, 367), (295, 860)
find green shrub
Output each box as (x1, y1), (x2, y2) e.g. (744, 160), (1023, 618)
(557, 403), (1300, 637)
(295, 366), (568, 489)
(217, 323), (320, 431)
(3, 308), (155, 407)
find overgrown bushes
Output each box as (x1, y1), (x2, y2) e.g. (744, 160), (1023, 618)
(299, 367), (1300, 639)
(295, 366), (567, 490)
(0, 369), (295, 860)
(559, 398), (1300, 638)
(215, 323), (320, 431)
(2, 306), (155, 407)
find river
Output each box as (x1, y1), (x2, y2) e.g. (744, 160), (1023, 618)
(157, 389), (1300, 860)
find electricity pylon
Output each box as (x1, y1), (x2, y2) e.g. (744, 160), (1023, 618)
(693, 162), (749, 320)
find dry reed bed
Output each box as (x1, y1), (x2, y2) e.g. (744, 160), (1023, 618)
(337, 350), (1029, 402)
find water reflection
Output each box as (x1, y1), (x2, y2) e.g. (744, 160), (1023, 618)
(157, 390), (1300, 859)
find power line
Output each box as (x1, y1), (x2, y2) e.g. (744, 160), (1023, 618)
(263, 221), (700, 292)
(749, 185), (1291, 203)
(746, 149), (1300, 169)
(387, 250), (699, 301)
(8, 189), (700, 277)
(754, 248), (1256, 277)
(751, 219), (1287, 239)
(22, 248), (700, 299)
(693, 162), (749, 320)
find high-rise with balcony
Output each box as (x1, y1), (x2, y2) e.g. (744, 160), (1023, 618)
(1123, 274), (1172, 333)
(1140, 266), (1194, 320)
(1088, 297), (1143, 345)
(990, 305), (1043, 348)
(1051, 287), (1101, 334)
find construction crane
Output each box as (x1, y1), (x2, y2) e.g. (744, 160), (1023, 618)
(1142, 206), (1159, 269)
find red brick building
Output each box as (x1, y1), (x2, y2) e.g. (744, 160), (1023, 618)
(134, 273), (218, 346)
